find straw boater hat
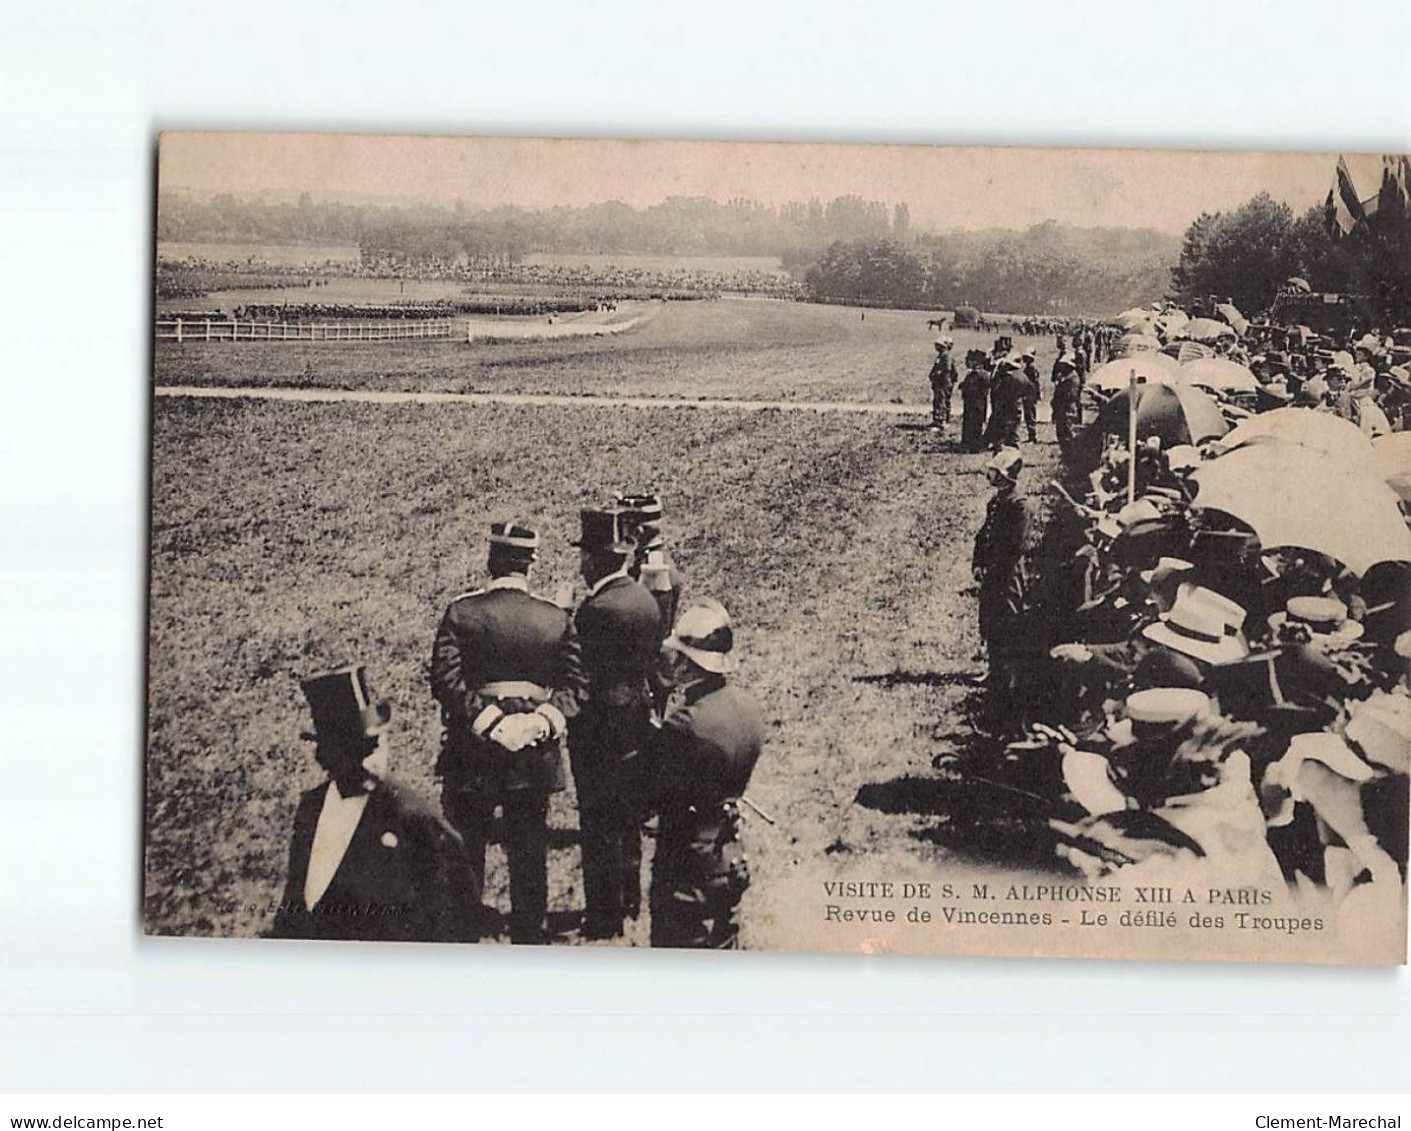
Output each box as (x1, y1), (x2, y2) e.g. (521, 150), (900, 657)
(1142, 588), (1248, 665)
(1139, 556), (1194, 586)
(1345, 693), (1411, 774)
(1124, 687), (1210, 726)
(663, 599), (737, 675)
(1268, 596), (1364, 648)
(1164, 444), (1201, 472)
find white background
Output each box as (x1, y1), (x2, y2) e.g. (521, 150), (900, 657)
(2, 0), (1409, 1094)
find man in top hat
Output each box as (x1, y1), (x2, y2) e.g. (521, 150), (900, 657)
(272, 665), (476, 943)
(429, 519), (585, 944)
(644, 599), (767, 949)
(1020, 348), (1042, 443)
(570, 506), (664, 938)
(928, 337), (958, 430)
(983, 355), (1028, 450)
(973, 447), (1040, 731)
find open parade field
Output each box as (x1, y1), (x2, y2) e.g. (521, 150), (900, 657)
(154, 295), (1068, 406)
(145, 298), (1064, 947)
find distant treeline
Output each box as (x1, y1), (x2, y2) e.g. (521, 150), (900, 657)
(157, 191), (911, 269)
(801, 221), (1179, 314)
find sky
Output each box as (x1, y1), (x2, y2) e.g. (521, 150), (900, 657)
(158, 133), (1395, 234)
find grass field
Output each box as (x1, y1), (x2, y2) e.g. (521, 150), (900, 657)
(146, 400), (1061, 945)
(154, 297), (1068, 406)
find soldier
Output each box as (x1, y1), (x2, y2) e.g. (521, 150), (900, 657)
(614, 491), (683, 637)
(959, 351), (991, 451)
(273, 665), (476, 943)
(1020, 348), (1042, 443)
(645, 600), (766, 949)
(983, 355), (1027, 450)
(1051, 357), (1081, 454)
(429, 520), (583, 944)
(928, 337), (958, 430)
(570, 506), (663, 938)
(972, 448), (1040, 733)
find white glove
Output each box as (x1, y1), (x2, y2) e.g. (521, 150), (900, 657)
(488, 711), (550, 753)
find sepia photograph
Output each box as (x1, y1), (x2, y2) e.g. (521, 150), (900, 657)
(144, 133), (1411, 963)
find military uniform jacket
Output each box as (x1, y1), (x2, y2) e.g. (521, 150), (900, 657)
(929, 355), (958, 392)
(429, 576), (584, 791)
(1021, 363), (1042, 403)
(271, 776), (477, 943)
(573, 573), (662, 714)
(569, 573), (663, 801)
(646, 677), (767, 880)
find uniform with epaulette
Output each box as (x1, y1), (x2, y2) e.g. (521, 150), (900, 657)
(645, 601), (766, 949)
(429, 519), (584, 944)
(570, 507), (664, 938)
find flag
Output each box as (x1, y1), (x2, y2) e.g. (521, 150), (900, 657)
(1328, 155), (1365, 238)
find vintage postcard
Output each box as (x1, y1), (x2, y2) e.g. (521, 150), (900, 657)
(146, 133), (1411, 963)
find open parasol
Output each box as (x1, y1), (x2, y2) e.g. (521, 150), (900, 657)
(1220, 407), (1373, 463)
(1114, 308), (1156, 332)
(1192, 444), (1411, 575)
(1113, 332), (1164, 357)
(1161, 340), (1214, 363)
(1214, 302), (1248, 337)
(1372, 432), (1411, 501)
(1180, 357), (1259, 394)
(1088, 354), (1184, 392)
(1092, 381), (1229, 450)
(1179, 317), (1237, 343)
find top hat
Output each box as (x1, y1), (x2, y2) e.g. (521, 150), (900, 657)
(572, 507), (634, 554)
(664, 599), (737, 674)
(301, 665), (391, 742)
(488, 517), (540, 555)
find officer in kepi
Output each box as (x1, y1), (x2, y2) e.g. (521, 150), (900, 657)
(570, 506), (663, 939)
(272, 665), (476, 943)
(644, 599), (767, 949)
(614, 490), (684, 636)
(429, 519), (584, 945)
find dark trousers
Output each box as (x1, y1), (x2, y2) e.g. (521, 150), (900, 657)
(442, 786), (550, 944)
(577, 795), (642, 934)
(1022, 396), (1038, 441)
(931, 386), (952, 425)
(570, 709), (648, 936)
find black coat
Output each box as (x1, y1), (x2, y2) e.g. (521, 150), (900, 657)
(271, 777), (477, 943)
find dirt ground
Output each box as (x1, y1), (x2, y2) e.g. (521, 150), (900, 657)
(145, 299), (1064, 947)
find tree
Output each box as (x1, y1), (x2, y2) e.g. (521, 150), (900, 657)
(1169, 192), (1299, 313)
